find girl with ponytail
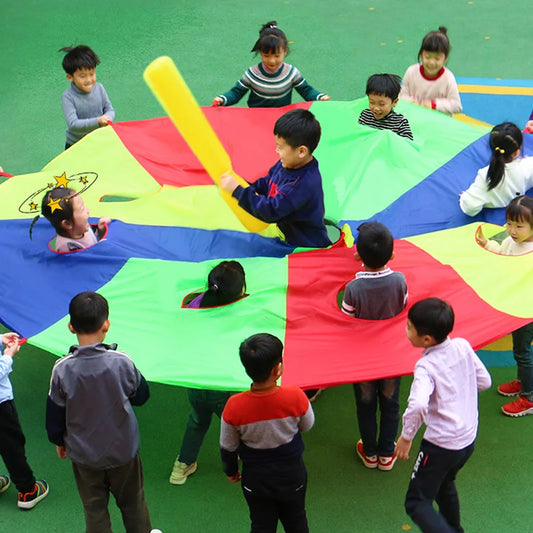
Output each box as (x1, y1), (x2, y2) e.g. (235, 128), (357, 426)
(460, 122), (533, 216)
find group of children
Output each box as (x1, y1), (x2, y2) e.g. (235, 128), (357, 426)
(2, 18), (533, 533)
(57, 24), (461, 150)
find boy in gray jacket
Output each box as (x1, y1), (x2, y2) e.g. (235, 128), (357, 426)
(46, 291), (152, 533)
(60, 45), (114, 148)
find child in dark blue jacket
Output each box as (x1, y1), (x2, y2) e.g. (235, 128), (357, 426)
(221, 109), (331, 248)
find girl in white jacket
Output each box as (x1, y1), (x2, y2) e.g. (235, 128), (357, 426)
(460, 123), (533, 216)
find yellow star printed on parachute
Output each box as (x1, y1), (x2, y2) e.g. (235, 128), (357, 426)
(47, 197), (63, 213)
(54, 172), (70, 188)
(79, 176), (88, 184)
(29, 202), (38, 211)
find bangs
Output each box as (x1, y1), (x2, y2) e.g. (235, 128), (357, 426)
(258, 35), (285, 54)
(507, 203), (533, 224)
(420, 33), (450, 56)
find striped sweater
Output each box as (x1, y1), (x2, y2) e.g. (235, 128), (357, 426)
(358, 108), (413, 140)
(220, 386), (314, 476)
(217, 62), (325, 108)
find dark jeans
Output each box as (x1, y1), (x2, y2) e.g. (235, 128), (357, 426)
(405, 439), (474, 533)
(0, 399), (35, 493)
(353, 377), (401, 457)
(242, 459), (309, 533)
(72, 453), (151, 533)
(178, 388), (231, 464)
(512, 321), (533, 399)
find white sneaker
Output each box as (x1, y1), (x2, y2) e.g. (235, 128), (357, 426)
(169, 461), (197, 485)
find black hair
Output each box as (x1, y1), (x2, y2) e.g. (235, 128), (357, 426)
(356, 221), (394, 269)
(239, 333), (283, 382)
(60, 45), (100, 75)
(408, 298), (454, 344)
(418, 26), (450, 59)
(69, 291), (109, 334)
(251, 21), (289, 55)
(506, 195), (533, 226)
(366, 74), (402, 101)
(200, 261), (246, 307)
(39, 187), (78, 236)
(486, 123), (523, 190)
(273, 109), (321, 153)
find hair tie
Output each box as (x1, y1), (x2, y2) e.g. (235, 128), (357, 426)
(494, 146), (505, 155)
(212, 283), (219, 291)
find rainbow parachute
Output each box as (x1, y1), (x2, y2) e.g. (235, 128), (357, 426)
(1, 98), (532, 390)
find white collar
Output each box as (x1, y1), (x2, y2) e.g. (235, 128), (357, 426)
(355, 267), (393, 279)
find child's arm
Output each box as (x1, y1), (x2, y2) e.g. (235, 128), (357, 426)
(459, 168), (491, 216)
(62, 92), (102, 136)
(45, 395), (67, 447)
(293, 71), (329, 101)
(395, 435), (413, 460)
(213, 76), (250, 107)
(341, 281), (357, 317)
(476, 225), (504, 253)
(475, 225), (488, 247)
(2, 332), (20, 348)
(220, 172), (270, 196)
(220, 415), (241, 481)
(96, 217), (111, 239)
(231, 167), (311, 223)
(398, 67), (416, 104)
(341, 298), (356, 317)
(129, 372), (150, 406)
(397, 117), (414, 141)
(396, 366), (433, 460)
(298, 400), (315, 432)
(56, 446), (67, 459)
(0, 334), (20, 380)
(295, 81), (329, 101)
(100, 85), (115, 122)
(430, 75), (462, 114)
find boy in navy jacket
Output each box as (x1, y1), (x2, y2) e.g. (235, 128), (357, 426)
(221, 109), (330, 248)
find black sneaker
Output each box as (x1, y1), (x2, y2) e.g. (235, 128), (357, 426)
(18, 480), (49, 510)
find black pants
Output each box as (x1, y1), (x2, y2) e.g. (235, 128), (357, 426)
(242, 459), (309, 533)
(405, 439), (474, 533)
(353, 377), (401, 457)
(0, 399), (35, 493)
(72, 453), (151, 533)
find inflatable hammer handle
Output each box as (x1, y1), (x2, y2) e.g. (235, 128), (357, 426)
(143, 56), (268, 232)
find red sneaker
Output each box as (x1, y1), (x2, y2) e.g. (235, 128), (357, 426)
(497, 380), (521, 397)
(501, 396), (533, 417)
(356, 440), (378, 469)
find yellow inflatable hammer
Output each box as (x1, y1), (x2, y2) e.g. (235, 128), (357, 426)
(143, 56), (268, 232)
